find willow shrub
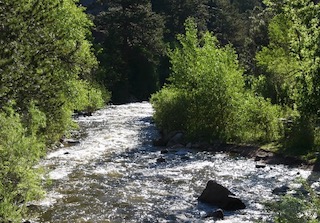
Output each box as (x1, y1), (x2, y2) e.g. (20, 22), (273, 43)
(151, 87), (190, 133)
(231, 93), (283, 143)
(151, 18), (282, 143)
(0, 106), (45, 223)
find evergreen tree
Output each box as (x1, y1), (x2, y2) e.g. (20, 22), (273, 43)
(95, 0), (165, 103)
(207, 0), (266, 74)
(152, 0), (209, 43)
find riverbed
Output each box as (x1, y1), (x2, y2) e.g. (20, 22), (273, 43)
(30, 102), (319, 222)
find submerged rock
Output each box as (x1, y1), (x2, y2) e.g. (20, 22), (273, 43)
(255, 163), (266, 168)
(153, 131), (185, 147)
(198, 180), (246, 211)
(204, 208), (224, 220)
(160, 149), (169, 154)
(211, 208), (224, 220)
(272, 185), (290, 195)
(156, 157), (166, 163)
(62, 139), (80, 145)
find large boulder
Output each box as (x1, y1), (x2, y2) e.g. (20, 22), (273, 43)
(198, 180), (246, 211)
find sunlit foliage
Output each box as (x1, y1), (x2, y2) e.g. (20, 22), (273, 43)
(151, 19), (282, 143)
(256, 0), (320, 152)
(0, 0), (108, 221)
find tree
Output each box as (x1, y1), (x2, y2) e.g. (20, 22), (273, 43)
(0, 0), (103, 142)
(151, 19), (282, 142)
(206, 0), (268, 76)
(0, 0), (106, 221)
(256, 0), (320, 151)
(152, 0), (209, 43)
(94, 0), (165, 103)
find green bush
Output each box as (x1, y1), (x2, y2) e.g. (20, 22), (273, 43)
(231, 93), (283, 143)
(66, 79), (110, 113)
(151, 18), (282, 143)
(0, 106), (45, 223)
(151, 87), (189, 133)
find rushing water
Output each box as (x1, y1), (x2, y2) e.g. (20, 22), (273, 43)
(31, 102), (319, 223)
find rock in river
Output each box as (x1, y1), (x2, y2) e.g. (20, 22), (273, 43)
(205, 208), (224, 220)
(198, 180), (246, 211)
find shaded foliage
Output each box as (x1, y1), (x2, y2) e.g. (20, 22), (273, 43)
(94, 0), (165, 103)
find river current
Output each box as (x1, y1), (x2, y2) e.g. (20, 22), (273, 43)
(31, 102), (319, 222)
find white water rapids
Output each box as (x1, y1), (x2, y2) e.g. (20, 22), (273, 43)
(30, 102), (319, 222)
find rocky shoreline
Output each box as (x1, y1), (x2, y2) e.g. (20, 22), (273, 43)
(153, 131), (320, 172)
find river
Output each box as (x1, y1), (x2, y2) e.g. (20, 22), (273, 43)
(30, 102), (319, 222)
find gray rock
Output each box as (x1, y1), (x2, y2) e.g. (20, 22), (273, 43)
(167, 132), (185, 147)
(272, 185), (290, 195)
(198, 180), (246, 211)
(156, 157), (166, 163)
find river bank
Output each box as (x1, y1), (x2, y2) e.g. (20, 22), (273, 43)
(154, 130), (320, 172)
(30, 102), (319, 223)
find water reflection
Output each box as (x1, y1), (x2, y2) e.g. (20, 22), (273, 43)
(31, 102), (318, 222)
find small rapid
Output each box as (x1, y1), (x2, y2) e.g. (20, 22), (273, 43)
(31, 102), (319, 222)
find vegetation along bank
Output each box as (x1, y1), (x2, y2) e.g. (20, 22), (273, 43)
(0, 0), (319, 222)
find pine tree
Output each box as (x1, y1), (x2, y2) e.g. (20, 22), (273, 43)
(95, 0), (165, 102)
(152, 0), (209, 43)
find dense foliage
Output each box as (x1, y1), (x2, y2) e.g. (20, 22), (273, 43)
(84, 0), (268, 103)
(151, 19), (282, 143)
(0, 106), (45, 222)
(256, 0), (320, 153)
(0, 0), (109, 143)
(0, 0), (108, 221)
(0, 0), (319, 221)
(93, 0), (165, 103)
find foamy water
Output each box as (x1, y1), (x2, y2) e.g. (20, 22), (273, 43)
(30, 102), (319, 222)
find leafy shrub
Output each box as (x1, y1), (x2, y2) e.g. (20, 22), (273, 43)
(231, 93), (283, 143)
(66, 79), (110, 113)
(151, 18), (282, 143)
(0, 106), (45, 223)
(151, 87), (189, 133)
